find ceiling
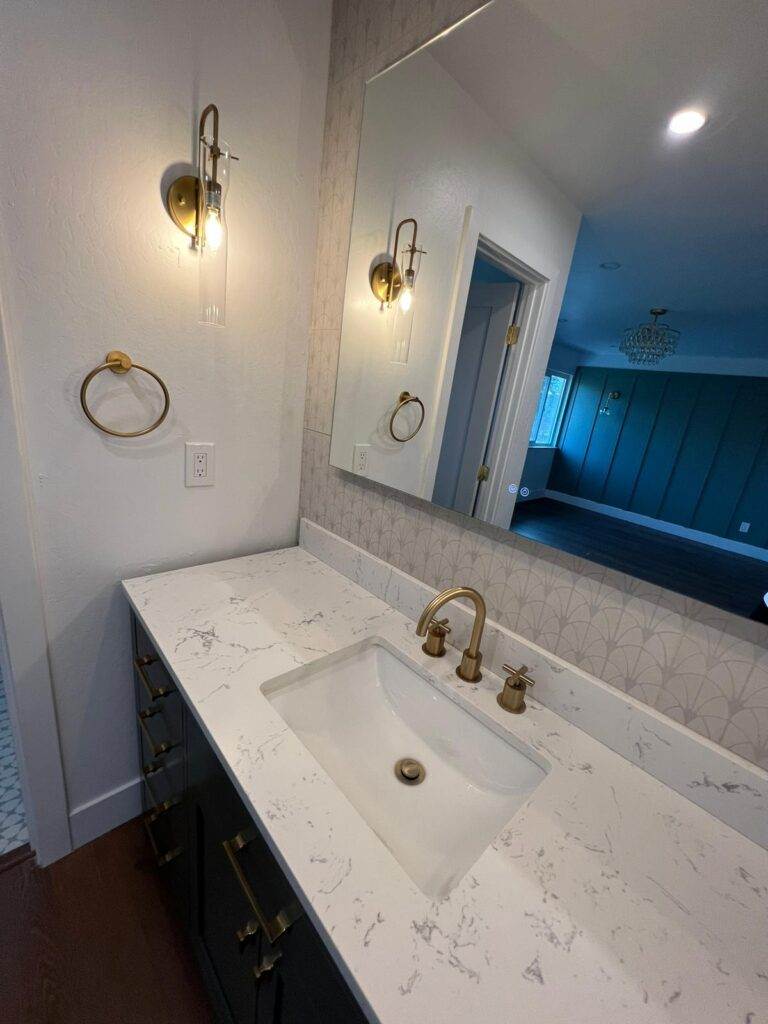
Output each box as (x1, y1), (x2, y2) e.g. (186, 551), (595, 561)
(432, 0), (768, 361)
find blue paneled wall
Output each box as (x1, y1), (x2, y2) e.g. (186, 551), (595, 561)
(549, 367), (768, 548)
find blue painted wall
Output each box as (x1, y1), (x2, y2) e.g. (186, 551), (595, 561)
(550, 367), (768, 548)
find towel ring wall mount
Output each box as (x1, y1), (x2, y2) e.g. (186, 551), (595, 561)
(388, 390), (425, 443)
(80, 351), (170, 438)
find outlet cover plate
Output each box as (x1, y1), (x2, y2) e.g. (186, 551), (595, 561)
(185, 442), (215, 487)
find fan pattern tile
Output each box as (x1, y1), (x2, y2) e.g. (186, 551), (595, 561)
(300, 0), (768, 770)
(0, 672), (28, 855)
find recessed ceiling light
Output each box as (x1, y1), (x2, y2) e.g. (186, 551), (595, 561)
(600, 261), (621, 270)
(668, 109), (706, 135)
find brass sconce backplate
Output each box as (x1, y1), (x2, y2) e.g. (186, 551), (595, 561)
(167, 175), (199, 238)
(370, 260), (402, 303)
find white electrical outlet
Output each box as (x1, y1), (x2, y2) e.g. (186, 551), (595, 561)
(353, 443), (371, 475)
(739, 521), (751, 533)
(185, 442), (215, 487)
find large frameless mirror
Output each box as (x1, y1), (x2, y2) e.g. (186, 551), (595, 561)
(329, 0), (768, 621)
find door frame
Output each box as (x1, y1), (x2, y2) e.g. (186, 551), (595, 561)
(428, 212), (553, 526)
(474, 234), (550, 525)
(0, 281), (71, 865)
(449, 280), (522, 514)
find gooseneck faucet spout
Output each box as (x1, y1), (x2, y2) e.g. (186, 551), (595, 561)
(416, 586), (486, 682)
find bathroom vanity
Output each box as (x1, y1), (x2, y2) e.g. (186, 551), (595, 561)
(124, 522), (768, 1024)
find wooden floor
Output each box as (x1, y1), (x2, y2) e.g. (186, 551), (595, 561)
(511, 497), (768, 619)
(0, 818), (214, 1024)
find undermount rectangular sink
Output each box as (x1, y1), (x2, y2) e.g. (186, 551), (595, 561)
(262, 638), (548, 898)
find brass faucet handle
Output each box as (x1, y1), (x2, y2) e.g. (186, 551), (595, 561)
(498, 664), (536, 714)
(502, 663), (535, 688)
(422, 617), (451, 658)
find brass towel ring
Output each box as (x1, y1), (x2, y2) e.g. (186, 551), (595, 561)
(389, 390), (425, 443)
(80, 351), (170, 438)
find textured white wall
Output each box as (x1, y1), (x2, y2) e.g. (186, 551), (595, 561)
(0, 0), (331, 842)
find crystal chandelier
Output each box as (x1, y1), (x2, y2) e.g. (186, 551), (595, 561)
(620, 307), (680, 366)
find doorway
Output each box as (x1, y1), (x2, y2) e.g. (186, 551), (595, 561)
(432, 251), (523, 514)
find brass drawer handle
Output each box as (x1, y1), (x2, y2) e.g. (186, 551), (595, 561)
(223, 829), (303, 946)
(143, 813), (182, 867)
(135, 655), (175, 701)
(137, 709), (177, 758)
(144, 796), (181, 825)
(253, 948), (282, 979)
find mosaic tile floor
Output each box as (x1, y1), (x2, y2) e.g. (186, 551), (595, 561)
(0, 672), (28, 855)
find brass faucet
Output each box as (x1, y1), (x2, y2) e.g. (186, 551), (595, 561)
(497, 664), (536, 714)
(416, 587), (486, 682)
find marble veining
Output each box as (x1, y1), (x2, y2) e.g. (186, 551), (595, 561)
(301, 518), (768, 850)
(124, 545), (768, 1024)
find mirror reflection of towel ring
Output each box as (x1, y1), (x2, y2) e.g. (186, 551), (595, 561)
(80, 350), (170, 438)
(389, 391), (425, 443)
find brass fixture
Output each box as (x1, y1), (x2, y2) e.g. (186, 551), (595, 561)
(422, 617), (450, 657)
(222, 829), (303, 945)
(505, 324), (520, 347)
(80, 351), (170, 437)
(134, 655), (175, 701)
(369, 217), (425, 306)
(142, 813), (182, 867)
(394, 757), (426, 786)
(389, 390), (425, 442)
(497, 664), (536, 714)
(137, 708), (177, 758)
(167, 104), (233, 244)
(167, 103), (237, 326)
(416, 587), (487, 682)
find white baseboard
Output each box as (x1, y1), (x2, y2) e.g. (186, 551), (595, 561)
(544, 489), (768, 565)
(68, 774), (142, 849)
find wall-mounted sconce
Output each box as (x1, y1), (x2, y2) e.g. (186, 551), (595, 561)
(599, 390), (622, 415)
(369, 217), (426, 364)
(167, 104), (237, 327)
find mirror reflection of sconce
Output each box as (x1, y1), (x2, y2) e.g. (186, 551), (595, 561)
(369, 217), (426, 364)
(599, 390), (622, 415)
(166, 104), (238, 327)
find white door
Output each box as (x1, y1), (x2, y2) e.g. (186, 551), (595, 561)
(432, 281), (521, 514)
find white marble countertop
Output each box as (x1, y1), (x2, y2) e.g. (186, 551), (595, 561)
(124, 544), (768, 1024)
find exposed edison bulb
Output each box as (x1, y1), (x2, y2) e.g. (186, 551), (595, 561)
(398, 266), (415, 311)
(204, 207), (224, 251)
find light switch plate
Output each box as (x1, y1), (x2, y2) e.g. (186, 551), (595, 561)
(185, 442), (215, 487)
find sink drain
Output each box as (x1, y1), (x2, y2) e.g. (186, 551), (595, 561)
(394, 757), (426, 786)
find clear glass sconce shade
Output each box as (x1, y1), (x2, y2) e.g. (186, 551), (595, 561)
(390, 254), (419, 364)
(198, 138), (230, 327)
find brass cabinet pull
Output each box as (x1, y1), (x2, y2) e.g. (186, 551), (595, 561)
(143, 813), (182, 867)
(389, 390), (425, 442)
(222, 829), (303, 946)
(144, 796), (181, 824)
(137, 708), (177, 758)
(236, 918), (260, 953)
(134, 655), (175, 700)
(253, 947), (282, 979)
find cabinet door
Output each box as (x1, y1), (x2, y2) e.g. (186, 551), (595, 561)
(187, 706), (264, 1023)
(132, 615), (189, 915)
(183, 674), (367, 1024)
(271, 915), (368, 1024)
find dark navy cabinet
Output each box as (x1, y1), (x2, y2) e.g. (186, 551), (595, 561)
(132, 614), (368, 1024)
